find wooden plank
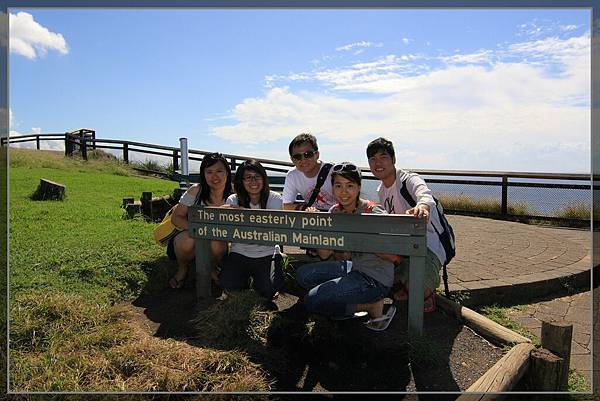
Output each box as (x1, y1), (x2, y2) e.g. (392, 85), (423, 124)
(189, 206), (427, 236)
(407, 255), (425, 336)
(188, 222), (427, 256)
(457, 342), (535, 399)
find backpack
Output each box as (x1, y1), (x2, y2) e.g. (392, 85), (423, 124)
(300, 162), (333, 211)
(398, 171), (456, 297)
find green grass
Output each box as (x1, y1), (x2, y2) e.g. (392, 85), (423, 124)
(9, 149), (275, 392)
(437, 194), (530, 215)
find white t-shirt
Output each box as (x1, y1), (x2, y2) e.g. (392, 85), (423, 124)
(179, 184), (201, 206)
(226, 191), (283, 258)
(282, 162), (336, 211)
(377, 171), (446, 266)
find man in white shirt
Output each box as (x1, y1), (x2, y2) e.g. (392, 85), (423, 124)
(282, 133), (336, 211)
(367, 137), (444, 312)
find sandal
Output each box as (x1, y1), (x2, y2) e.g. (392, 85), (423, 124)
(364, 305), (397, 332)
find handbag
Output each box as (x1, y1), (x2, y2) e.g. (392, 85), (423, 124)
(153, 206), (181, 246)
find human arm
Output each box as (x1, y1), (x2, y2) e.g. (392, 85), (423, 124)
(405, 174), (435, 221)
(170, 185), (200, 231)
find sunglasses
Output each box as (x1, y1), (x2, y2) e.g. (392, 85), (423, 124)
(332, 163), (359, 172)
(291, 149), (316, 161)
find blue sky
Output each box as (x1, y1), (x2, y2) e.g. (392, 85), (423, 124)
(9, 8), (591, 173)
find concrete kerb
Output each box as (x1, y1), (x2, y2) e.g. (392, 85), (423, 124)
(453, 268), (591, 308)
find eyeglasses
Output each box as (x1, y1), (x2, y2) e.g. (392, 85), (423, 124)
(242, 174), (263, 183)
(291, 150), (316, 161)
(332, 163), (359, 172)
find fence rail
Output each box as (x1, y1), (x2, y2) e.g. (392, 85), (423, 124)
(2, 132), (595, 226)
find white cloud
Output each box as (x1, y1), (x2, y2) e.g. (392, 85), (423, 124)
(9, 12), (68, 59)
(211, 32), (590, 173)
(335, 41), (383, 52)
(560, 24), (578, 32)
(402, 38), (412, 45)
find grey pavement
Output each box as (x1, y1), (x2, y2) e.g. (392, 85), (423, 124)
(507, 291), (592, 388)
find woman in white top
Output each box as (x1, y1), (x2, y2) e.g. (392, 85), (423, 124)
(220, 159), (284, 299)
(168, 152), (232, 289)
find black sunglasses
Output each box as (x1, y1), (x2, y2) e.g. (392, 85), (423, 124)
(333, 163), (359, 172)
(291, 149), (316, 161)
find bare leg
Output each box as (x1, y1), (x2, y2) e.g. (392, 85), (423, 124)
(209, 240), (227, 282)
(171, 231), (195, 287)
(356, 298), (384, 320)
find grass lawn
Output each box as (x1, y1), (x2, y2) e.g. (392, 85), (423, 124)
(8, 149), (273, 393)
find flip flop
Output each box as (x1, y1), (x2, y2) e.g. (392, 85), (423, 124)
(364, 305), (397, 332)
(331, 310), (369, 321)
(169, 277), (184, 289)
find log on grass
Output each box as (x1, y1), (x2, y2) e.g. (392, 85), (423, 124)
(31, 179), (66, 201)
(456, 342), (535, 401)
(437, 295), (531, 346)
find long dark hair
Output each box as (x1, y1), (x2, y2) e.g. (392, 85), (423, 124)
(198, 152), (232, 204)
(234, 159), (270, 209)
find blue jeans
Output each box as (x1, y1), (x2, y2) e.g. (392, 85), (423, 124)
(295, 260), (390, 319)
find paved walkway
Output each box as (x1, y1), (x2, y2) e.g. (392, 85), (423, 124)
(445, 215), (590, 305)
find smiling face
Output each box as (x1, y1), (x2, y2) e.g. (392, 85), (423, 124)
(368, 150), (396, 187)
(204, 160), (228, 194)
(290, 142), (320, 177)
(332, 175), (360, 212)
(242, 169), (264, 202)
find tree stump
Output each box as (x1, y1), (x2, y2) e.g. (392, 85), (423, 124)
(528, 347), (564, 399)
(540, 321), (572, 391)
(31, 179), (66, 201)
(125, 201), (142, 219)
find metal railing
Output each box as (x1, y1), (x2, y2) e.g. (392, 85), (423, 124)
(2, 132), (595, 226)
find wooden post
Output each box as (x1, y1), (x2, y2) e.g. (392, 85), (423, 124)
(408, 254), (425, 337)
(501, 175), (508, 216)
(540, 321), (572, 391)
(64, 133), (70, 157)
(141, 191), (153, 220)
(528, 347), (564, 398)
(36, 135), (40, 150)
(195, 238), (212, 299)
(172, 149), (179, 172)
(123, 143), (129, 164)
(91, 131), (96, 149)
(81, 135), (88, 160)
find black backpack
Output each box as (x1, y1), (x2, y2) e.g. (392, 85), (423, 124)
(398, 171), (456, 297)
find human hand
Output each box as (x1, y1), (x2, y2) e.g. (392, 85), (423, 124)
(305, 206), (319, 213)
(406, 204), (430, 221)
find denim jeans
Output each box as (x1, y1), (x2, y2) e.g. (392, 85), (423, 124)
(295, 260), (390, 319)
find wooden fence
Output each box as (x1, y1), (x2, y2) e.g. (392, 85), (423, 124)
(2, 131), (595, 225)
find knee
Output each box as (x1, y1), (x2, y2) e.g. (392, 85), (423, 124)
(295, 265), (311, 289)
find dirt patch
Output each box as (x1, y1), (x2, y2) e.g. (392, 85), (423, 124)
(126, 283), (503, 394)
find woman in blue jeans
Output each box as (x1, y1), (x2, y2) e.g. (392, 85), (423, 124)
(295, 162), (400, 331)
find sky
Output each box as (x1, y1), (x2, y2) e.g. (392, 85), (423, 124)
(8, 8), (591, 173)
